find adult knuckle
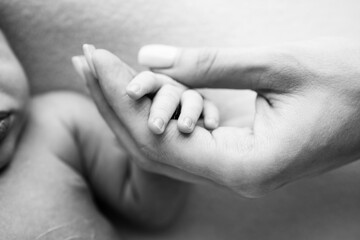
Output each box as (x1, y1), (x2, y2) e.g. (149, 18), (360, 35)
(263, 48), (307, 90)
(238, 184), (271, 198)
(230, 174), (274, 198)
(135, 144), (158, 167)
(195, 48), (218, 78)
(220, 156), (277, 198)
(134, 158), (154, 171)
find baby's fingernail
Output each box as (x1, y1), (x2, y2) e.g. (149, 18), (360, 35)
(206, 118), (219, 129)
(182, 117), (193, 129)
(153, 118), (165, 133)
(138, 45), (178, 68)
(82, 44), (98, 78)
(126, 84), (141, 97)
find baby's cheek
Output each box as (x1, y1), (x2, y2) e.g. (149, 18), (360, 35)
(0, 31), (30, 169)
(0, 134), (17, 169)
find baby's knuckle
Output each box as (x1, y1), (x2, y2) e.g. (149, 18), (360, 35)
(160, 84), (175, 93)
(183, 89), (202, 100)
(152, 106), (173, 119)
(139, 70), (155, 78)
(160, 86), (181, 102)
(141, 71), (157, 83)
(187, 105), (203, 115)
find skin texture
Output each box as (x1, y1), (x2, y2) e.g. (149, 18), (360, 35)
(2, 92), (187, 239)
(1, 0), (360, 239)
(134, 39), (360, 196)
(125, 71), (219, 134)
(0, 31), (28, 169)
(87, 40), (360, 197)
(0, 33), (187, 238)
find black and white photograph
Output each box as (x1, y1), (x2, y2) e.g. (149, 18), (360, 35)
(0, 0), (360, 239)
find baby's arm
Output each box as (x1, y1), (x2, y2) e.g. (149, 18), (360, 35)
(126, 71), (220, 134)
(32, 92), (188, 229)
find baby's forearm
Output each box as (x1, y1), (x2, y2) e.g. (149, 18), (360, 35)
(119, 163), (189, 229)
(64, 92), (189, 229)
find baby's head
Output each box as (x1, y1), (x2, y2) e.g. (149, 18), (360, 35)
(0, 31), (29, 168)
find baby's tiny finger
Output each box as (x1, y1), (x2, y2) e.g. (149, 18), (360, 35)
(178, 90), (203, 133)
(148, 84), (183, 134)
(126, 71), (162, 100)
(203, 100), (220, 130)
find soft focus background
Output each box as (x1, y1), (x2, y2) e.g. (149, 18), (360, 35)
(1, 0), (360, 239)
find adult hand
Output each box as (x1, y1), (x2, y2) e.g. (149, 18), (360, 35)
(88, 38), (360, 197)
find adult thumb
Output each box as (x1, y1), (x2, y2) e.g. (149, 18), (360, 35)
(138, 44), (289, 90)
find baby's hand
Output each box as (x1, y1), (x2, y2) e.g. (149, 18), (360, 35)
(126, 71), (219, 134)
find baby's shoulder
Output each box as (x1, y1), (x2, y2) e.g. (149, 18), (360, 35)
(27, 92), (93, 147)
(21, 91), (96, 170)
(30, 91), (93, 119)
(27, 90), (97, 146)
(24, 91), (117, 172)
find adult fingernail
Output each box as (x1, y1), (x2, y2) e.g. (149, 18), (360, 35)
(153, 118), (165, 133)
(206, 118), (219, 129)
(71, 56), (86, 83)
(82, 44), (98, 78)
(138, 45), (178, 68)
(126, 84), (141, 97)
(182, 117), (193, 129)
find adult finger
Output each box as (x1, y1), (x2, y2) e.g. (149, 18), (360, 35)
(72, 55), (145, 163)
(87, 48), (222, 185)
(138, 45), (301, 91)
(92, 48), (282, 197)
(91, 50), (224, 181)
(74, 54), (211, 185)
